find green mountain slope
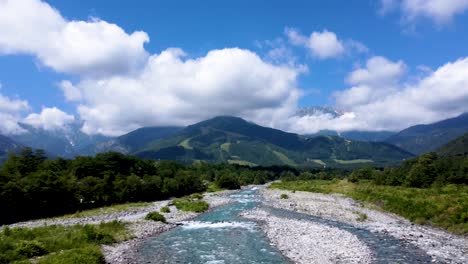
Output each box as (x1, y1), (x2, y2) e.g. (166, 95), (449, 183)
(436, 133), (468, 157)
(90, 126), (182, 154)
(133, 116), (413, 167)
(0, 135), (24, 162)
(386, 113), (468, 155)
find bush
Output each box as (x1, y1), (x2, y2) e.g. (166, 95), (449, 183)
(82, 225), (114, 244)
(145, 212), (167, 223)
(38, 246), (103, 264)
(160, 206), (171, 213)
(173, 198), (209, 213)
(16, 240), (48, 258)
(280, 194), (289, 199)
(216, 174), (240, 190)
(190, 193), (204, 200)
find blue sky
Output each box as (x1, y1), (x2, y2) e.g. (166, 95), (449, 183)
(0, 0), (468, 135)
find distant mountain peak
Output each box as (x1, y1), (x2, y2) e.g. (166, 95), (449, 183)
(295, 106), (344, 118)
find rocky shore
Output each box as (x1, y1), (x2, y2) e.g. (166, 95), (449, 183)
(242, 209), (373, 264)
(253, 188), (468, 264)
(5, 191), (233, 264)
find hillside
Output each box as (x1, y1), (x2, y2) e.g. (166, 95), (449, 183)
(307, 130), (395, 142)
(436, 133), (468, 157)
(132, 116), (413, 167)
(0, 135), (24, 162)
(89, 126), (182, 154)
(11, 122), (109, 158)
(386, 113), (468, 155)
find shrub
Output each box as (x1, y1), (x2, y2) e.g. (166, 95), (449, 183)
(190, 193), (204, 200)
(280, 194), (289, 199)
(15, 240), (48, 258)
(82, 225), (115, 244)
(173, 198), (209, 213)
(160, 206), (171, 213)
(38, 246), (103, 264)
(145, 212), (167, 223)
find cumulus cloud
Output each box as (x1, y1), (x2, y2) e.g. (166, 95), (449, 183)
(69, 48), (302, 136)
(23, 107), (75, 131)
(379, 0), (468, 24)
(58, 80), (82, 102)
(285, 28), (367, 59)
(289, 57), (468, 133)
(0, 0), (149, 77)
(0, 93), (30, 134)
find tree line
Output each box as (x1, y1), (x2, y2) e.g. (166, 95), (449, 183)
(0, 148), (295, 224)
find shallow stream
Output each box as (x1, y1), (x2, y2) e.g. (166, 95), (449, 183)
(137, 188), (431, 263)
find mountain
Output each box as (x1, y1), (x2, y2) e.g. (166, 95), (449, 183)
(11, 122), (110, 158)
(0, 135), (24, 162)
(386, 113), (468, 155)
(306, 130), (396, 142)
(295, 106), (344, 118)
(296, 107), (396, 142)
(436, 133), (468, 157)
(132, 116), (413, 167)
(90, 126), (183, 154)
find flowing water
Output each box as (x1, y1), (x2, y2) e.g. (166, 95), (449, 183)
(137, 188), (432, 264)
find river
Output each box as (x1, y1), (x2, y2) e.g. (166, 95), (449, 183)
(137, 188), (431, 263)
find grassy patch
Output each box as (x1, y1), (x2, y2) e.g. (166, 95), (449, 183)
(59, 202), (152, 219)
(220, 142), (231, 152)
(173, 197), (209, 213)
(179, 138), (193, 150)
(160, 206), (170, 213)
(272, 151), (296, 166)
(145, 212), (166, 223)
(38, 246), (103, 264)
(311, 159), (326, 167)
(280, 193), (289, 199)
(270, 180), (468, 234)
(206, 182), (225, 193)
(0, 221), (129, 264)
(334, 159), (374, 164)
(227, 159), (257, 166)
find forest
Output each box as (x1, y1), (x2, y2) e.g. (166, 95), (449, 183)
(0, 148), (296, 224)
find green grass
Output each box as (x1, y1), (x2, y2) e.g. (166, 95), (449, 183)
(270, 180), (468, 234)
(227, 159), (257, 166)
(220, 142), (231, 152)
(173, 197), (210, 213)
(334, 159), (374, 164)
(272, 151), (296, 166)
(206, 182), (225, 193)
(179, 138), (193, 150)
(145, 212), (166, 223)
(160, 206), (171, 213)
(59, 202), (152, 219)
(310, 159), (326, 167)
(0, 221), (129, 264)
(280, 193), (289, 199)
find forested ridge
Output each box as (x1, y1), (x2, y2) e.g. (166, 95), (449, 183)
(0, 148), (296, 224)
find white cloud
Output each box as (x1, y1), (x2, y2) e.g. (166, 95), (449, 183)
(379, 0), (468, 25)
(0, 92), (29, 134)
(70, 48), (302, 136)
(289, 56), (468, 133)
(58, 80), (82, 102)
(23, 107), (75, 131)
(0, 0), (149, 77)
(285, 28), (366, 59)
(346, 56), (406, 86)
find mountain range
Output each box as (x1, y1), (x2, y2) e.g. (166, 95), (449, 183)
(386, 113), (468, 155)
(125, 116), (413, 167)
(0, 110), (467, 167)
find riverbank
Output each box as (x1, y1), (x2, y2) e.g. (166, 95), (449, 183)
(4, 190), (233, 264)
(248, 188), (468, 264)
(102, 191), (232, 264)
